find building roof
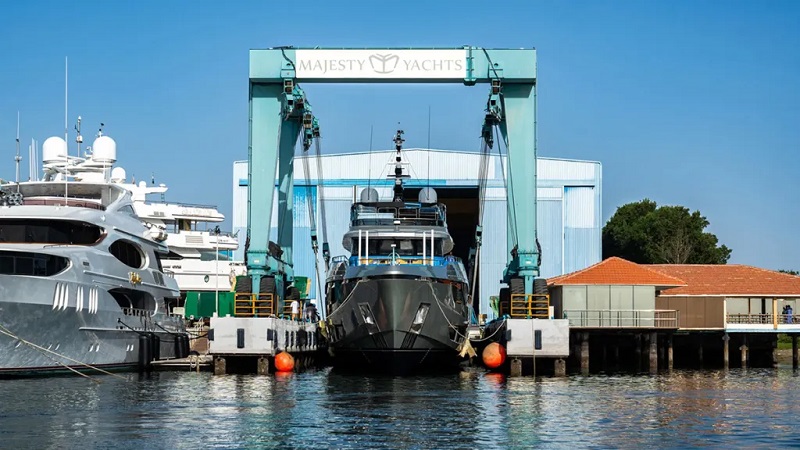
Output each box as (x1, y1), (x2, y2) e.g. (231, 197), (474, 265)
(548, 257), (687, 288)
(649, 264), (800, 297)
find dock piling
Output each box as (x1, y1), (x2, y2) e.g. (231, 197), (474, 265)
(257, 356), (269, 375)
(649, 332), (658, 374)
(723, 333), (729, 370)
(793, 335), (798, 369)
(214, 356), (226, 375)
(580, 333), (590, 375)
(554, 358), (566, 377)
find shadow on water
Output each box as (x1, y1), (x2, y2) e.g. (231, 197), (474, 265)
(1, 367), (800, 448)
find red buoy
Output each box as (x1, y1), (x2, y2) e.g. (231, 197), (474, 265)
(482, 342), (506, 369)
(275, 351), (295, 372)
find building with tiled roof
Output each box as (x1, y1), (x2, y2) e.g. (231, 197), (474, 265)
(650, 264), (800, 330)
(547, 257), (800, 331)
(547, 257), (683, 329)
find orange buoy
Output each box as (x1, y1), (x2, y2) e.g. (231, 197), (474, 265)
(275, 351), (295, 372)
(482, 342), (506, 369)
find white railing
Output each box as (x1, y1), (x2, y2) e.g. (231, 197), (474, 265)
(564, 310), (679, 328)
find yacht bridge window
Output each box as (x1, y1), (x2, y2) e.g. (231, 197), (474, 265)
(0, 219), (103, 245)
(352, 238), (443, 256)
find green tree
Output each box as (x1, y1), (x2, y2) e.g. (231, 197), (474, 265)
(603, 199), (731, 264)
(780, 270), (799, 276)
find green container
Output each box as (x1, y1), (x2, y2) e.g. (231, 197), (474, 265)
(294, 276), (310, 299)
(184, 291), (235, 319)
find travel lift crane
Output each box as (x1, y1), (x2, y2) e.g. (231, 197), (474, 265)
(246, 47), (544, 318)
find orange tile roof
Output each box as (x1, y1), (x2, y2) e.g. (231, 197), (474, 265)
(649, 264), (800, 297)
(548, 257), (687, 288)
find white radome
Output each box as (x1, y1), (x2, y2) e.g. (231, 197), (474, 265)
(42, 136), (68, 164)
(91, 135), (117, 164)
(110, 166), (127, 183)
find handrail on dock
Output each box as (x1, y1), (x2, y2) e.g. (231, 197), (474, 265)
(727, 313), (797, 325)
(564, 309), (679, 329)
(234, 293), (275, 317)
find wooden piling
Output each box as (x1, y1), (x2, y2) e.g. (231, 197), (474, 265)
(581, 333), (590, 375)
(793, 335), (798, 369)
(667, 334), (673, 371)
(554, 358), (566, 377)
(723, 333), (729, 370)
(697, 335), (704, 367)
(740, 335), (748, 368)
(510, 358), (522, 377)
(649, 332), (658, 374)
(214, 356), (226, 375)
(257, 356), (269, 375)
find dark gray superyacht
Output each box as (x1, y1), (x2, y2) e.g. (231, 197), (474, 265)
(0, 135), (188, 376)
(324, 131), (470, 373)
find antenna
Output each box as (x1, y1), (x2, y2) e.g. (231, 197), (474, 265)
(64, 56), (68, 205)
(391, 128), (406, 202)
(427, 105), (431, 188)
(74, 115), (82, 157)
(15, 112), (21, 189)
(367, 125), (374, 191)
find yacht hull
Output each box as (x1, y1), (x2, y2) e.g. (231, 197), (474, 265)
(327, 277), (469, 373)
(0, 293), (183, 377)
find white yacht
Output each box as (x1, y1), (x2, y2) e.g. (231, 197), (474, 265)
(0, 135), (188, 375)
(36, 130), (246, 298)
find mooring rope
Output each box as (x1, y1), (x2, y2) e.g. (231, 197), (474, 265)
(0, 322), (126, 380)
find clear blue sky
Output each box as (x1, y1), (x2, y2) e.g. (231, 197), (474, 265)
(1, 0), (798, 270)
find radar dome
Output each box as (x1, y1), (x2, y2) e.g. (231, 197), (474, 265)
(42, 136), (68, 164)
(110, 167), (127, 183)
(92, 135), (117, 163)
(360, 187), (379, 203)
(418, 187), (438, 204)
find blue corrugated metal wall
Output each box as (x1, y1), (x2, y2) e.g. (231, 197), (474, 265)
(268, 186), (320, 299)
(563, 186), (600, 274)
(537, 199), (563, 279)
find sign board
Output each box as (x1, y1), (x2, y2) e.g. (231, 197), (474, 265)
(295, 49), (466, 79)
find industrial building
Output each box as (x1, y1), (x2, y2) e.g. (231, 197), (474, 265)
(232, 149), (602, 319)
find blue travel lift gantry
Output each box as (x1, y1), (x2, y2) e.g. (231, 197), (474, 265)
(245, 46), (544, 317)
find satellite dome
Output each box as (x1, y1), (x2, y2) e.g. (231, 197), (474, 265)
(42, 136), (68, 164)
(110, 167), (127, 183)
(418, 187), (438, 204)
(92, 135), (117, 164)
(360, 187), (379, 203)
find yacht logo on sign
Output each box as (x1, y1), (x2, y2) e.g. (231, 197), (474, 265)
(368, 54), (400, 74)
(294, 49), (466, 79)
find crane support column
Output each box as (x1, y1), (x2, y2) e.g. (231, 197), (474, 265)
(248, 83), (284, 289)
(499, 83), (540, 292)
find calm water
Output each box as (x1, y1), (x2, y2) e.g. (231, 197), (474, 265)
(1, 367), (800, 449)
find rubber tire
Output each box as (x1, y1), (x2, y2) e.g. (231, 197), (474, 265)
(509, 278), (525, 295)
(235, 276), (252, 294)
(534, 278), (548, 294)
(260, 277), (275, 295)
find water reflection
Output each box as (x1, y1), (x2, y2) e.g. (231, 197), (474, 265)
(1, 368), (800, 448)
